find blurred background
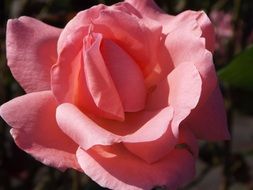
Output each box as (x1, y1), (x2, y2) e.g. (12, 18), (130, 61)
(0, 0), (253, 189)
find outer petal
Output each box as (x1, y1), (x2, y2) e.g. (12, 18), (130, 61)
(165, 19), (217, 107)
(125, 0), (215, 52)
(124, 0), (174, 26)
(146, 62), (202, 142)
(164, 10), (215, 53)
(194, 11), (215, 53)
(186, 86), (230, 140)
(56, 103), (175, 164)
(76, 144), (195, 190)
(0, 91), (79, 171)
(6, 16), (61, 93)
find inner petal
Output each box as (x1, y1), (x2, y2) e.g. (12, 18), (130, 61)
(101, 39), (146, 112)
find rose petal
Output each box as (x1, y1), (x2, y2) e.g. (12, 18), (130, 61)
(122, 106), (174, 163)
(6, 16), (61, 93)
(0, 91), (79, 171)
(125, 0), (174, 26)
(195, 11), (215, 53)
(168, 62), (202, 134)
(56, 103), (121, 150)
(147, 62), (201, 111)
(145, 62), (201, 161)
(56, 103), (176, 163)
(51, 27), (86, 104)
(186, 86), (230, 140)
(57, 4), (107, 53)
(101, 39), (146, 112)
(163, 10), (215, 52)
(93, 8), (161, 76)
(84, 33), (124, 120)
(76, 144), (195, 190)
(165, 20), (217, 107)
(127, 1), (215, 52)
(52, 29), (125, 121)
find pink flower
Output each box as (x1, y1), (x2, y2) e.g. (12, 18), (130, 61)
(0, 0), (229, 189)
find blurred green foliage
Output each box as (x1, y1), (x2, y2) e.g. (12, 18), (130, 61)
(219, 46), (253, 91)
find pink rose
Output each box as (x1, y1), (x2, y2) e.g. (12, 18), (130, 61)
(0, 0), (230, 189)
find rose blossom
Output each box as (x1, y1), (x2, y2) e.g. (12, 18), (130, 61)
(0, 0), (229, 189)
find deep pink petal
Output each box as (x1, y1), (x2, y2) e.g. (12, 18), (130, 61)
(76, 144), (195, 190)
(6, 17), (61, 93)
(0, 91), (80, 171)
(186, 86), (230, 140)
(101, 39), (146, 112)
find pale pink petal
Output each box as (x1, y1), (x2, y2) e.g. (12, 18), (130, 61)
(83, 33), (124, 120)
(76, 144), (195, 190)
(186, 86), (230, 140)
(6, 17), (61, 93)
(101, 39), (146, 112)
(0, 91), (79, 171)
(122, 106), (175, 164)
(145, 63), (201, 161)
(56, 103), (176, 164)
(172, 11), (215, 53)
(168, 62), (202, 133)
(56, 103), (121, 150)
(147, 62), (201, 112)
(165, 20), (217, 107)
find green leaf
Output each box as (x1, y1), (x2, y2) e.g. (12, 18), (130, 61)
(218, 45), (253, 91)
